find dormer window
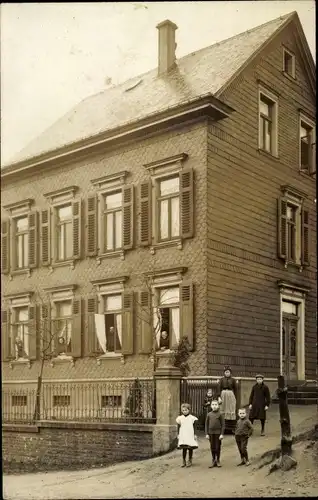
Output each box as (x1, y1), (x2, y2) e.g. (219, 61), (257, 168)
(283, 48), (295, 79)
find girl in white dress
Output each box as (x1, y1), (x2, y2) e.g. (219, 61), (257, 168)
(176, 403), (198, 467)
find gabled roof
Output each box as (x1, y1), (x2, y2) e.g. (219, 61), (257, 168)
(4, 11), (314, 167)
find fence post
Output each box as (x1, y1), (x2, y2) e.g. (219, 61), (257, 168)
(153, 360), (182, 455)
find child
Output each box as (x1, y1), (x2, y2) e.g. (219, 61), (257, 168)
(235, 408), (253, 466)
(200, 388), (214, 428)
(176, 403), (198, 467)
(205, 399), (225, 468)
(248, 374), (270, 436)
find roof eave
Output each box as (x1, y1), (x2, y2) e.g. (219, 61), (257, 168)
(1, 95), (234, 182)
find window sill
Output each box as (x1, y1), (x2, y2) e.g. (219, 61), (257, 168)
(50, 354), (75, 367)
(298, 168), (315, 179)
(9, 268), (31, 280)
(97, 353), (125, 365)
(150, 239), (183, 254)
(282, 71), (296, 82)
(96, 250), (125, 264)
(258, 149), (279, 161)
(282, 260), (305, 272)
(50, 260), (75, 272)
(9, 358), (31, 369)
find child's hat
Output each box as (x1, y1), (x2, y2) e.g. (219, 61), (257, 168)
(255, 374), (264, 379)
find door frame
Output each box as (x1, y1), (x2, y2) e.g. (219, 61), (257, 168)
(279, 289), (305, 380)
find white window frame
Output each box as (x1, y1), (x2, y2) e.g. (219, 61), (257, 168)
(44, 186), (79, 269)
(258, 87), (278, 157)
(6, 292), (33, 368)
(3, 198), (34, 277)
(279, 285), (306, 380)
(282, 47), (296, 79)
(92, 277), (127, 363)
(299, 114), (316, 174)
(150, 269), (184, 355)
(44, 285), (77, 365)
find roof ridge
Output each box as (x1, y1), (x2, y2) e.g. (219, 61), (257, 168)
(178, 11), (295, 62)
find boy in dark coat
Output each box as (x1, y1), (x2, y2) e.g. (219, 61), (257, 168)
(248, 374), (271, 436)
(235, 407), (253, 466)
(205, 400), (225, 468)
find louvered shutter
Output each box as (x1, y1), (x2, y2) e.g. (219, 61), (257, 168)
(1, 310), (11, 361)
(277, 197), (288, 261)
(122, 185), (134, 250)
(180, 168), (194, 239)
(71, 298), (82, 357)
(180, 282), (194, 351)
(139, 290), (153, 354)
(87, 194), (98, 257)
(140, 181), (152, 246)
(40, 303), (52, 358)
(310, 139), (316, 175)
(87, 296), (98, 356)
(40, 209), (51, 266)
(28, 305), (37, 360)
(1, 220), (10, 274)
(72, 200), (81, 260)
(122, 292), (134, 355)
(301, 208), (310, 266)
(28, 212), (38, 269)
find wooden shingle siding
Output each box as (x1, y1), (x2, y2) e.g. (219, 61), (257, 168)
(207, 27), (316, 378)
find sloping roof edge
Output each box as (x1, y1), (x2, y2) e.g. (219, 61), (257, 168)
(216, 11), (316, 98)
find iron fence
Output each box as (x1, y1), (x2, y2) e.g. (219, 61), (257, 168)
(180, 377), (241, 430)
(2, 378), (156, 424)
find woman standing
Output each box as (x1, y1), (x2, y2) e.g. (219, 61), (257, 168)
(217, 367), (237, 434)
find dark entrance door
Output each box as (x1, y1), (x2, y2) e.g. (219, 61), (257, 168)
(282, 315), (298, 380)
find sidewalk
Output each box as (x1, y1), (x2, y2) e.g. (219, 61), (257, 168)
(3, 405), (317, 499)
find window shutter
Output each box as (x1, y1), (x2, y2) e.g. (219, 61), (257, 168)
(180, 282), (194, 351)
(1, 220), (10, 274)
(140, 181), (152, 246)
(71, 298), (82, 358)
(277, 197), (288, 261)
(310, 140), (316, 175)
(180, 168), (194, 239)
(87, 296), (98, 356)
(139, 290), (153, 353)
(72, 200), (81, 260)
(28, 212), (39, 269)
(40, 209), (51, 266)
(28, 305), (37, 360)
(122, 185), (134, 250)
(1, 310), (11, 361)
(87, 194), (98, 257)
(122, 292), (134, 355)
(40, 303), (52, 358)
(301, 208), (310, 266)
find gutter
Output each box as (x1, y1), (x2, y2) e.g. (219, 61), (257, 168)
(1, 94), (234, 182)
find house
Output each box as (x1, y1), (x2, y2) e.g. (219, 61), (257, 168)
(1, 10), (316, 408)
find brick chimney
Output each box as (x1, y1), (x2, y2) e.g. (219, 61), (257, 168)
(156, 20), (178, 75)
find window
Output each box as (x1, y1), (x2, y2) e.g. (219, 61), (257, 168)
(278, 188), (309, 267)
(101, 395), (122, 407)
(53, 300), (73, 356)
(283, 49), (295, 78)
(12, 395), (27, 407)
(259, 91), (278, 155)
(102, 192), (122, 252)
(102, 294), (122, 353)
(15, 217), (29, 269)
(158, 176), (180, 241)
(13, 306), (29, 359)
(299, 117), (315, 173)
(53, 395), (71, 407)
(42, 187), (81, 266)
(155, 286), (180, 350)
(56, 204), (73, 261)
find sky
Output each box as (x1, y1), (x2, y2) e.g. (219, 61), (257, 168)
(0, 1), (315, 165)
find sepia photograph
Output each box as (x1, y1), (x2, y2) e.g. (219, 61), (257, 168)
(1, 1), (317, 498)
